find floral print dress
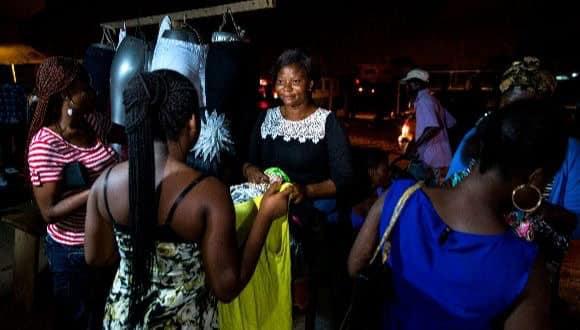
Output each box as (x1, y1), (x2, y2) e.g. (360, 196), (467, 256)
(104, 227), (218, 329)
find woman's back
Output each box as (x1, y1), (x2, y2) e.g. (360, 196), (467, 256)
(380, 179), (538, 330)
(85, 69), (291, 330)
(100, 162), (222, 329)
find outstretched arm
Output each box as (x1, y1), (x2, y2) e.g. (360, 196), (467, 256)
(348, 192), (386, 276)
(202, 180), (291, 302)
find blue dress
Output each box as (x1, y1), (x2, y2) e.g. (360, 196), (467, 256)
(379, 180), (538, 330)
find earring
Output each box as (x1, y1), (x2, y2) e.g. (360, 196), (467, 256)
(512, 183), (542, 213)
(66, 98), (74, 117)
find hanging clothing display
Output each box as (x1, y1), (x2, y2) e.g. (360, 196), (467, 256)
(186, 9), (257, 181)
(109, 35), (152, 127)
(84, 44), (115, 115)
(211, 31), (242, 43)
(151, 16), (209, 108)
(188, 40), (258, 180)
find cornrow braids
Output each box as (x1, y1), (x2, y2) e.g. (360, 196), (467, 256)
(122, 70), (198, 327)
(25, 57), (81, 180)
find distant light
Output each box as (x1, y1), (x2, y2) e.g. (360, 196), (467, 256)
(371, 88), (375, 94)
(357, 87), (364, 93)
(259, 78), (268, 86)
(556, 75), (570, 81)
(273, 92), (278, 99)
(258, 101), (269, 110)
(355, 79), (360, 85)
(572, 73), (579, 78)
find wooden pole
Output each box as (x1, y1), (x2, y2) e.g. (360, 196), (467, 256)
(100, 0), (276, 29)
(11, 64), (16, 83)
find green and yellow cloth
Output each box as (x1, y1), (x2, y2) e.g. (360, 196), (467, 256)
(218, 168), (293, 330)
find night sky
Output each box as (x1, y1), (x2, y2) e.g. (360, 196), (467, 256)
(2, 0), (579, 78)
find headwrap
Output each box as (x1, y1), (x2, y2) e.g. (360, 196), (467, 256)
(499, 56), (557, 98)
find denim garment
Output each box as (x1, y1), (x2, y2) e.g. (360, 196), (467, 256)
(44, 235), (94, 329)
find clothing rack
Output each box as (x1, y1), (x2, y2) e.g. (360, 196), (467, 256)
(100, 0), (276, 29)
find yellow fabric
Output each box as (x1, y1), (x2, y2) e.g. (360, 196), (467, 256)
(218, 183), (293, 330)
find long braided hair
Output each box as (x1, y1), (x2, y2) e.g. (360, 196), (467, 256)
(122, 70), (199, 326)
(25, 57), (82, 173)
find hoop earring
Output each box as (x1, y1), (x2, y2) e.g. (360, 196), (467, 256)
(512, 183), (542, 213)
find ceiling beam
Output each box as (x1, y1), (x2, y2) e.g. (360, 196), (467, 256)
(100, 0), (276, 29)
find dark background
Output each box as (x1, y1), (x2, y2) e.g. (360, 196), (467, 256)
(2, 0), (580, 75)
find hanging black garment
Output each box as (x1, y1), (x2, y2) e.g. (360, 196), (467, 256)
(187, 41), (258, 182)
(84, 44), (115, 115)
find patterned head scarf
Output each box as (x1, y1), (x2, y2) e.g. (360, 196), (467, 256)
(499, 56), (557, 98)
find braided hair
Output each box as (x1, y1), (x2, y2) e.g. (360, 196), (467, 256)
(25, 57), (82, 172)
(122, 70), (199, 326)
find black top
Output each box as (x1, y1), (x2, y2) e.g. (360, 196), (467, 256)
(248, 107), (353, 195)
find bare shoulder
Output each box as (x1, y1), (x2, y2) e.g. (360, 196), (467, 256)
(192, 175), (232, 207)
(97, 162), (128, 192)
(169, 173), (234, 241)
(91, 161), (129, 221)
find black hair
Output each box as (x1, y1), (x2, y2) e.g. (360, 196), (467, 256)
(471, 99), (568, 181)
(272, 48), (313, 83)
(122, 70), (199, 326)
(365, 148), (389, 170)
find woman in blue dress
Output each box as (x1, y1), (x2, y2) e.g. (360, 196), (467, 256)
(349, 99), (569, 329)
(446, 58), (578, 302)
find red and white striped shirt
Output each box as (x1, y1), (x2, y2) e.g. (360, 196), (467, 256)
(28, 127), (118, 246)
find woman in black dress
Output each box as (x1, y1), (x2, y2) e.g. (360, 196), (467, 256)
(243, 49), (354, 329)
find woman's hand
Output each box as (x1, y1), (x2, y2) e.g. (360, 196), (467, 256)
(290, 183), (307, 204)
(244, 164), (269, 184)
(259, 181), (292, 220)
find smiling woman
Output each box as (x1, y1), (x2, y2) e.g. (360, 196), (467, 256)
(242, 48), (354, 327)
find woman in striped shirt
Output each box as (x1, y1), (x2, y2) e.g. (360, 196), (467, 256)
(26, 57), (117, 329)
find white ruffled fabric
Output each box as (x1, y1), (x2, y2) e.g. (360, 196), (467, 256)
(260, 107), (331, 144)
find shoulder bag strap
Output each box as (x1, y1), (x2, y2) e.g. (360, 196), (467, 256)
(370, 181), (425, 264)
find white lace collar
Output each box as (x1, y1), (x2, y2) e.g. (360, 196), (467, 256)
(260, 107), (331, 144)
